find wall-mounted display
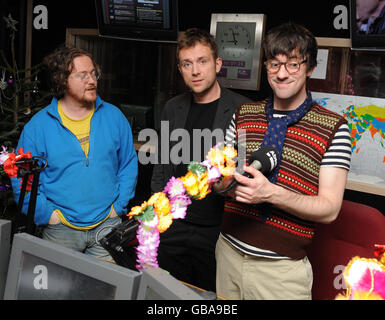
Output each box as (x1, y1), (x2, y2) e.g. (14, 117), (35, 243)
(350, 0), (385, 50)
(95, 0), (179, 43)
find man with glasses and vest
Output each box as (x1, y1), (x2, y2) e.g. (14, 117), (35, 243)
(214, 22), (351, 299)
(11, 47), (138, 261)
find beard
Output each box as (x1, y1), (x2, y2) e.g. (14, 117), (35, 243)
(66, 85), (97, 107)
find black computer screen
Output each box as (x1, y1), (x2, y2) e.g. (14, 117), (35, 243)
(95, 0), (179, 43)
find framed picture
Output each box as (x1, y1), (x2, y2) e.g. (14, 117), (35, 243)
(210, 13), (266, 91)
(308, 38), (351, 95)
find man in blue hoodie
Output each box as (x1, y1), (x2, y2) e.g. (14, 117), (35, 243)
(11, 47), (138, 261)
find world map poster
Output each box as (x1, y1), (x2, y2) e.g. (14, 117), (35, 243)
(312, 92), (385, 195)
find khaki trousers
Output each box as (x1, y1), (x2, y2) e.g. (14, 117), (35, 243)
(215, 235), (313, 300)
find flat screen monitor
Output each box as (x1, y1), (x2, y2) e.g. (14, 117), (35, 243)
(3, 233), (141, 300)
(95, 0), (179, 43)
(136, 267), (204, 300)
(350, 0), (385, 50)
(0, 219), (12, 299)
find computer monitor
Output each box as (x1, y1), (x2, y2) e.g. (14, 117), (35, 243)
(3, 233), (141, 300)
(95, 0), (179, 43)
(0, 219), (12, 299)
(350, 0), (385, 50)
(136, 267), (204, 300)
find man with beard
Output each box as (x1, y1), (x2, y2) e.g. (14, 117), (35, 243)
(151, 28), (250, 292)
(11, 47), (138, 261)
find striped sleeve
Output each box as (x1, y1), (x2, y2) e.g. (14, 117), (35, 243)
(321, 123), (351, 170)
(225, 112), (237, 146)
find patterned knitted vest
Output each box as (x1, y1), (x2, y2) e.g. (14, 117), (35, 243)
(221, 100), (347, 259)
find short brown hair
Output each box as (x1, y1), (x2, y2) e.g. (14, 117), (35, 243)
(43, 47), (100, 98)
(262, 22), (318, 71)
(177, 28), (218, 63)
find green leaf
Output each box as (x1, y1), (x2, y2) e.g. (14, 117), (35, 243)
(136, 205), (155, 222)
(187, 161), (207, 176)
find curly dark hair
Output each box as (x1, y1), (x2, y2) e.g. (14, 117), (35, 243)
(262, 22), (318, 72)
(43, 47), (100, 98)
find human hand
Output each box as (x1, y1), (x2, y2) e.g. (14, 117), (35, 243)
(110, 206), (118, 218)
(48, 210), (61, 225)
(231, 165), (274, 204)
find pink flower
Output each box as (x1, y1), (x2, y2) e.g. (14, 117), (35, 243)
(0, 145), (10, 165)
(136, 224), (160, 270)
(170, 194), (191, 219)
(207, 166), (221, 184)
(201, 160), (222, 184)
(143, 213), (159, 229)
(163, 177), (185, 198)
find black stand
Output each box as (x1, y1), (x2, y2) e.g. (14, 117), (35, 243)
(14, 156), (47, 235)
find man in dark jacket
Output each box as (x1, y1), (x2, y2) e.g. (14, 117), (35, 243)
(151, 28), (250, 292)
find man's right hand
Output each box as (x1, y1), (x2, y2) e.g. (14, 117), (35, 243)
(48, 210), (61, 225)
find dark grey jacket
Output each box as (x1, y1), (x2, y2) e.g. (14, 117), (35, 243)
(151, 86), (250, 193)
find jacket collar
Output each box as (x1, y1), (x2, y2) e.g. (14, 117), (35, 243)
(46, 95), (103, 119)
(174, 85), (231, 131)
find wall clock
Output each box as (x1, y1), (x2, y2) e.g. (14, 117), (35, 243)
(210, 13), (266, 91)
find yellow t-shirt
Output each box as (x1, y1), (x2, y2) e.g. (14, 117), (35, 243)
(57, 101), (94, 158)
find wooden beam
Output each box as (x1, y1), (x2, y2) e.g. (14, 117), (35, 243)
(315, 37), (351, 48)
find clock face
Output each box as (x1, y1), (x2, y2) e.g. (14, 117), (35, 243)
(210, 13), (265, 90)
(216, 23), (253, 59)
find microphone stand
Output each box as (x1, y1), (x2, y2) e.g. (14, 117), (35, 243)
(14, 156), (47, 235)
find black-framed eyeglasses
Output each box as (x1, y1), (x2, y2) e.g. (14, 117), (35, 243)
(264, 59), (307, 74)
(71, 70), (100, 82)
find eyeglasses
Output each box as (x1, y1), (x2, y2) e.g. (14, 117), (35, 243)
(71, 70), (100, 82)
(264, 59), (307, 74)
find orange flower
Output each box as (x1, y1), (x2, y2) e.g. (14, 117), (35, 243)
(180, 171), (199, 197)
(223, 146), (237, 160)
(128, 205), (144, 218)
(196, 171), (211, 200)
(206, 145), (237, 178)
(157, 214), (173, 233)
(206, 147), (225, 167)
(148, 192), (162, 206)
(128, 201), (149, 218)
(154, 193), (171, 218)
(147, 192), (172, 218)
(219, 163), (236, 177)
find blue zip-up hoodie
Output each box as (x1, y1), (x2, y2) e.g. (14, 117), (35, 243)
(11, 96), (138, 227)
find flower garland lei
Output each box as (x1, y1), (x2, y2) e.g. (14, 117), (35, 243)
(336, 245), (385, 300)
(1, 143), (238, 271)
(128, 143), (237, 270)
